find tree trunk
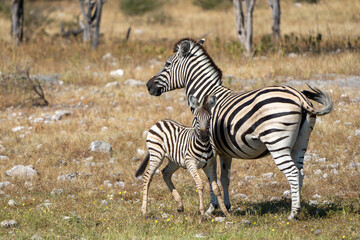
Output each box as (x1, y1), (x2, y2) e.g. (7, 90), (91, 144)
(267, 0), (280, 39)
(11, 0), (24, 45)
(92, 0), (103, 49)
(233, 0), (256, 55)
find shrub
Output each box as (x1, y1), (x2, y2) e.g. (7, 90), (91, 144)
(119, 0), (163, 16)
(193, 0), (232, 10)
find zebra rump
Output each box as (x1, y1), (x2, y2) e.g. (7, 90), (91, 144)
(302, 85), (333, 116)
(135, 152), (150, 177)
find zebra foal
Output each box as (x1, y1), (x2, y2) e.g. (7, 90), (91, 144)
(135, 95), (230, 218)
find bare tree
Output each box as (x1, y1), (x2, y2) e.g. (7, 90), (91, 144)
(267, 0), (280, 39)
(11, 0), (24, 45)
(79, 0), (105, 49)
(233, 0), (256, 55)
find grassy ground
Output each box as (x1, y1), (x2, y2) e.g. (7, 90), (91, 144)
(0, 0), (360, 239)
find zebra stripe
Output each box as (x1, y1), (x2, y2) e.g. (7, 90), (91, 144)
(146, 38), (333, 220)
(135, 95), (230, 218)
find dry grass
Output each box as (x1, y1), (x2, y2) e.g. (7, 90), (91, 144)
(0, 0), (360, 239)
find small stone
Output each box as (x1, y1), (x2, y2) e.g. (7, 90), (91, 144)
(104, 81), (119, 88)
(123, 79), (143, 86)
(103, 180), (113, 188)
(288, 53), (298, 58)
(308, 200), (319, 206)
(50, 188), (64, 196)
(283, 190), (291, 198)
(0, 181), (10, 189)
(214, 217), (225, 222)
(1, 220), (18, 228)
(161, 212), (170, 219)
(355, 130), (360, 136)
(314, 169), (322, 175)
(33, 118), (44, 123)
(24, 182), (33, 188)
(312, 194), (322, 199)
(225, 221), (233, 229)
(114, 181), (125, 188)
(348, 161), (360, 169)
(8, 199), (16, 206)
(57, 172), (77, 182)
(101, 200), (108, 205)
(241, 219), (251, 226)
(6, 165), (38, 179)
(0, 155), (9, 161)
(51, 110), (72, 121)
(166, 106), (174, 113)
(110, 69), (124, 77)
(89, 141), (112, 153)
(194, 233), (205, 238)
(322, 173), (328, 179)
(0, 144), (6, 152)
(330, 169), (339, 175)
(314, 229), (322, 235)
(137, 148), (145, 156)
(315, 158), (327, 163)
(12, 126), (25, 132)
(30, 234), (43, 240)
(244, 176), (255, 181)
(270, 196), (281, 201)
(262, 172), (275, 179)
(234, 193), (247, 199)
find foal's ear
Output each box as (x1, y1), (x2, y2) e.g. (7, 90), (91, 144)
(189, 95), (199, 109)
(179, 40), (191, 57)
(207, 95), (217, 109)
(198, 38), (205, 46)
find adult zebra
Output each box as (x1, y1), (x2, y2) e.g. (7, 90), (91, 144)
(146, 38), (333, 220)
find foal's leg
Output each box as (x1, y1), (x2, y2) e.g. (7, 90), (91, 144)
(186, 160), (205, 216)
(141, 152), (164, 217)
(162, 161), (183, 212)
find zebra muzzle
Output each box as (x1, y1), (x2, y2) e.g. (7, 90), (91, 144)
(147, 77), (163, 96)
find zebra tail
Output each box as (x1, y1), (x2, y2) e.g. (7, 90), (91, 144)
(135, 152), (150, 177)
(301, 85), (333, 116)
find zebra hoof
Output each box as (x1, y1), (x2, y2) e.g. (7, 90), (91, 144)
(287, 211), (299, 221)
(177, 206), (184, 213)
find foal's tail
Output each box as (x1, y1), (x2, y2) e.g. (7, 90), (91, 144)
(135, 152), (150, 177)
(300, 85), (333, 116)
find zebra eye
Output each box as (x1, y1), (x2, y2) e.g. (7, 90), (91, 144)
(165, 61), (171, 67)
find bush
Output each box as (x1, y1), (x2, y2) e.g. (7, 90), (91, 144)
(119, 0), (163, 16)
(193, 0), (232, 10)
(293, 0), (319, 3)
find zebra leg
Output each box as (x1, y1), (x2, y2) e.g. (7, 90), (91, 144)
(141, 153), (164, 217)
(162, 161), (183, 212)
(291, 115), (317, 208)
(267, 146), (301, 221)
(219, 155), (232, 210)
(186, 160), (205, 217)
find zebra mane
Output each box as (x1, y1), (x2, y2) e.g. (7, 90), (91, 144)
(173, 38), (223, 84)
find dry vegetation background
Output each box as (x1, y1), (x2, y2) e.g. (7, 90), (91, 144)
(0, 0), (359, 239)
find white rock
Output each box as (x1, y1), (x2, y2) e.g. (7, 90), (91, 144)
(52, 110), (72, 121)
(270, 196), (281, 201)
(234, 193), (247, 199)
(283, 190), (291, 198)
(1, 220), (18, 228)
(33, 118), (44, 123)
(314, 169), (322, 175)
(0, 155), (9, 161)
(101, 200), (108, 205)
(110, 69), (124, 77)
(308, 200), (319, 206)
(57, 172), (77, 182)
(12, 126), (25, 132)
(262, 172), (275, 179)
(288, 53), (298, 58)
(161, 212), (170, 219)
(315, 158), (327, 163)
(166, 106), (174, 113)
(104, 81), (119, 88)
(330, 169), (339, 175)
(24, 182), (33, 188)
(137, 148), (145, 156)
(50, 188), (64, 196)
(312, 194), (322, 199)
(348, 161), (360, 169)
(355, 130), (360, 136)
(89, 141), (112, 153)
(294, 2), (302, 8)
(6, 165), (38, 179)
(123, 79), (143, 86)
(225, 221), (233, 229)
(114, 181), (125, 188)
(214, 217), (225, 222)
(244, 176), (255, 181)
(0, 181), (10, 189)
(0, 144), (6, 152)
(8, 199), (16, 206)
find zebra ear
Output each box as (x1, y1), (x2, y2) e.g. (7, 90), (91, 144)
(207, 95), (217, 109)
(198, 38), (205, 46)
(179, 40), (191, 57)
(189, 95), (199, 109)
